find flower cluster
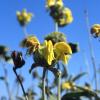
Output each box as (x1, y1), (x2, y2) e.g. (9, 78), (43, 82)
(62, 81), (76, 90)
(45, 32), (79, 54)
(91, 24), (100, 38)
(21, 35), (72, 67)
(16, 9), (33, 26)
(45, 32), (66, 44)
(20, 35), (40, 54)
(46, 0), (73, 27)
(46, 0), (63, 8)
(15, 5), (79, 78)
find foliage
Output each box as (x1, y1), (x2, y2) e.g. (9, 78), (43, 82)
(0, 0), (100, 100)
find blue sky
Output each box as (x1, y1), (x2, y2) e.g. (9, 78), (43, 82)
(0, 0), (100, 99)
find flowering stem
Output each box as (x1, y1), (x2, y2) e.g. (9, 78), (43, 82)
(2, 63), (12, 100)
(42, 68), (46, 100)
(13, 67), (28, 100)
(46, 70), (49, 99)
(57, 70), (61, 100)
(82, 50), (91, 82)
(16, 83), (20, 98)
(22, 26), (28, 37)
(85, 10), (98, 90)
(55, 22), (59, 32)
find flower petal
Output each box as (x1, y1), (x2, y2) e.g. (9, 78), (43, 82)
(54, 42), (72, 63)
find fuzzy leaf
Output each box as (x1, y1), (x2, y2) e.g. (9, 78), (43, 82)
(61, 90), (99, 100)
(72, 72), (87, 82)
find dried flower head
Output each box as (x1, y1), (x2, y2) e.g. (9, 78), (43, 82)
(69, 42), (79, 54)
(11, 51), (25, 69)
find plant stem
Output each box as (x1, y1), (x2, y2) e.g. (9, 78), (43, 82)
(42, 68), (46, 100)
(82, 51), (91, 82)
(57, 70), (61, 100)
(16, 83), (19, 98)
(22, 26), (28, 37)
(55, 22), (61, 100)
(2, 63), (12, 100)
(13, 68), (28, 100)
(85, 10), (98, 90)
(46, 70), (49, 99)
(55, 22), (58, 32)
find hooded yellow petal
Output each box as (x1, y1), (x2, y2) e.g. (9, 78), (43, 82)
(46, 0), (55, 8)
(18, 16), (23, 21)
(26, 36), (40, 47)
(43, 40), (55, 65)
(54, 42), (72, 54)
(64, 8), (73, 24)
(61, 54), (70, 64)
(16, 11), (21, 16)
(92, 24), (100, 28)
(21, 9), (28, 18)
(54, 42), (72, 63)
(56, 0), (63, 7)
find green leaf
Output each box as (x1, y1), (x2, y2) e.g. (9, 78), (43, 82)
(72, 72), (87, 82)
(62, 92), (81, 100)
(61, 90), (99, 100)
(76, 86), (100, 99)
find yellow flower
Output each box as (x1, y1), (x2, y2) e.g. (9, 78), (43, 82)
(91, 24), (100, 37)
(46, 0), (55, 8)
(56, 0), (63, 7)
(26, 36), (40, 47)
(16, 11), (22, 21)
(92, 24), (100, 27)
(60, 54), (70, 64)
(46, 0), (63, 8)
(64, 8), (73, 24)
(62, 81), (76, 90)
(21, 36), (40, 53)
(43, 40), (55, 65)
(16, 9), (33, 26)
(54, 42), (72, 64)
(58, 8), (73, 26)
